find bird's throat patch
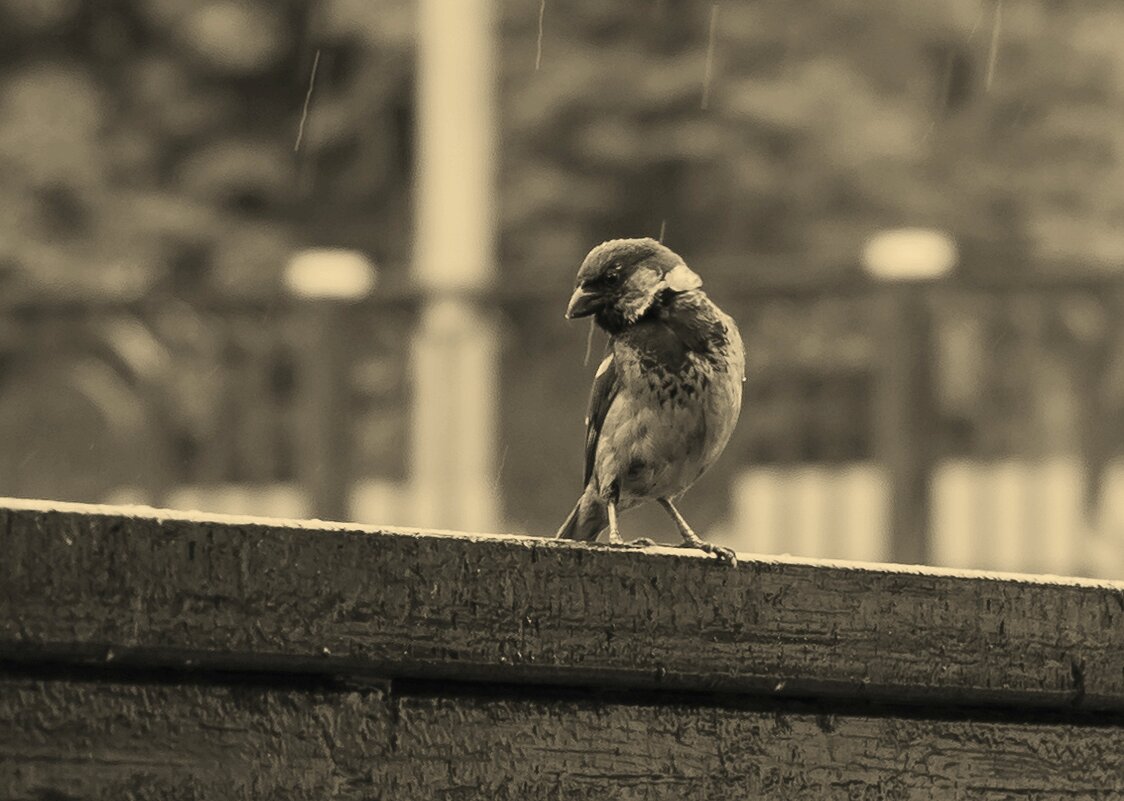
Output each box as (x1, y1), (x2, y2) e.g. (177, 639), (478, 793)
(664, 262), (703, 292)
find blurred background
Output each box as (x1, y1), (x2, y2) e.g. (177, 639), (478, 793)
(1, 0), (1123, 578)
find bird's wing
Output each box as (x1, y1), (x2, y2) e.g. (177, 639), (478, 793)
(583, 351), (620, 487)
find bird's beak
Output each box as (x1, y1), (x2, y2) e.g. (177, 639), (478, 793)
(565, 287), (601, 319)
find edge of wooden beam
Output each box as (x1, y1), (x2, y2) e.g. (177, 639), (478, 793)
(2, 498), (1123, 712)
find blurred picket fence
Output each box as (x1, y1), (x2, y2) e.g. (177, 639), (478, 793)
(115, 456), (1124, 580)
(718, 457), (1124, 579)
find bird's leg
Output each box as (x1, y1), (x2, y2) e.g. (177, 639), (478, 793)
(603, 497), (654, 548)
(657, 498), (737, 565)
(606, 498), (623, 545)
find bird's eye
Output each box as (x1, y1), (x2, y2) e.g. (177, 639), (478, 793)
(603, 270), (622, 286)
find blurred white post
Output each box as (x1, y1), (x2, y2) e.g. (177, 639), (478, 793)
(411, 0), (500, 531)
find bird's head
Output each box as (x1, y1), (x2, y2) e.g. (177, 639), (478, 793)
(565, 238), (703, 333)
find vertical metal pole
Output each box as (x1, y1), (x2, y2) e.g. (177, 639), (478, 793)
(876, 285), (937, 564)
(296, 301), (352, 522)
(411, 0), (500, 531)
(287, 248), (374, 523)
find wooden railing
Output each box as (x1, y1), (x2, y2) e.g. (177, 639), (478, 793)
(1, 498), (1122, 798)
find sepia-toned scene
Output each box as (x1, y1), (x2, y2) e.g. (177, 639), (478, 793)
(2, 2), (1123, 797)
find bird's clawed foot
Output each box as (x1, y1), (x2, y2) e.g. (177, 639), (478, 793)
(678, 540), (738, 565)
(659, 497), (738, 567)
(604, 500), (656, 549)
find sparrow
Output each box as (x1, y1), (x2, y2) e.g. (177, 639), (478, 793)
(555, 237), (744, 564)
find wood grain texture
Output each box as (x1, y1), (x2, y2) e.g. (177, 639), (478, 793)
(384, 691), (1124, 800)
(2, 499), (1123, 710)
(2, 674), (1122, 800)
(0, 673), (390, 801)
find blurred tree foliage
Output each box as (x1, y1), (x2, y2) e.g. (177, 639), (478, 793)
(0, 0), (415, 300)
(3, 0), (1119, 290)
(1, 0), (1121, 305)
(0, 0), (1121, 305)
(499, 0), (1124, 280)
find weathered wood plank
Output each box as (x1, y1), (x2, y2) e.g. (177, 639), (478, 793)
(2, 674), (1122, 800)
(2, 499), (1123, 710)
(384, 691), (1124, 800)
(0, 673), (390, 800)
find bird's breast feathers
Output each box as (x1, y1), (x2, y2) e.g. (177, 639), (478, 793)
(617, 291), (744, 404)
(591, 291), (744, 502)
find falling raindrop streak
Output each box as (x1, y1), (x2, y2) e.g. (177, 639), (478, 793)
(985, 0), (1002, 92)
(536, 0), (546, 71)
(294, 48), (321, 153)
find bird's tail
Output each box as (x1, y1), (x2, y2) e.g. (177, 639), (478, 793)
(555, 492), (607, 541)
